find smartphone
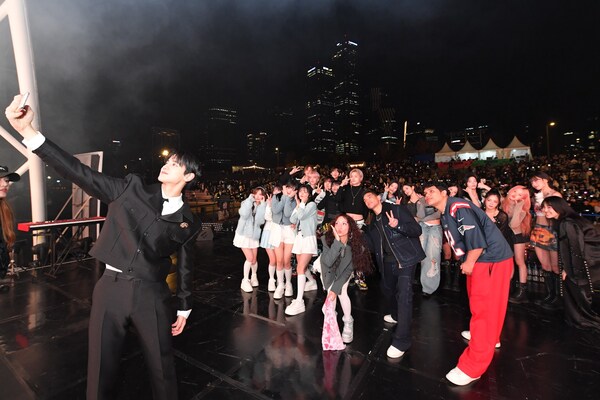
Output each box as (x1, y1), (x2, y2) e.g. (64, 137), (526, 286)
(19, 92), (30, 109)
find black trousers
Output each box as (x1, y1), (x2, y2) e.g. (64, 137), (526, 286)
(381, 261), (416, 351)
(87, 270), (177, 400)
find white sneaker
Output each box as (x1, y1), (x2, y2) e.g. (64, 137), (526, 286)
(460, 330), (501, 348)
(342, 316), (354, 343)
(268, 278), (276, 292)
(273, 284), (285, 299)
(383, 314), (397, 324)
(304, 279), (318, 292)
(446, 367), (480, 386)
(285, 299), (305, 316)
(285, 282), (293, 297)
(250, 274), (259, 287)
(386, 345), (404, 358)
(240, 279), (253, 293)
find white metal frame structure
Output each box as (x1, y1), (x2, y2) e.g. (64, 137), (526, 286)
(0, 0), (47, 237)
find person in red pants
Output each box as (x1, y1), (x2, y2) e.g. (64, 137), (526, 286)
(424, 182), (514, 386)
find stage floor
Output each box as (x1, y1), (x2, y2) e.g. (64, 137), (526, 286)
(1, 233), (599, 399)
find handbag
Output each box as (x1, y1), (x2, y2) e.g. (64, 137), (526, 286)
(321, 296), (345, 351)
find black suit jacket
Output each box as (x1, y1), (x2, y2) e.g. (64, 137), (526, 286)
(34, 139), (201, 310)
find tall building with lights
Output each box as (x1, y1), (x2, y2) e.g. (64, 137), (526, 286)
(447, 125), (489, 148)
(365, 88), (400, 148)
(203, 107), (239, 169)
(247, 131), (268, 164)
(332, 40), (361, 155)
(305, 66), (336, 153)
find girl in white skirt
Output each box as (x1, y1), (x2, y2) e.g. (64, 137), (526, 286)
(285, 184), (319, 316)
(272, 181), (298, 299)
(234, 187), (267, 292)
(260, 185), (283, 291)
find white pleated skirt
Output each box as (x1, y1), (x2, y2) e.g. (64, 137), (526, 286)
(292, 231), (318, 255)
(233, 233), (259, 249)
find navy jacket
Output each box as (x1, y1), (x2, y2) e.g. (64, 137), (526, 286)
(364, 203), (425, 269)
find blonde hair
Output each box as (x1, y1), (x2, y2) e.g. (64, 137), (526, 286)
(349, 168), (363, 180)
(502, 185), (532, 236)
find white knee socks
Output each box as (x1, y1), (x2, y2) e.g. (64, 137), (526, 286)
(296, 274), (306, 300)
(243, 261), (252, 280)
(268, 265), (276, 280)
(305, 268), (315, 283)
(284, 268), (292, 284)
(339, 280), (352, 319)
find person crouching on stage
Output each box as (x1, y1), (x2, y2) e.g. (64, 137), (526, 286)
(320, 214), (373, 343)
(285, 184), (319, 315)
(424, 182), (513, 386)
(233, 187), (267, 292)
(0, 165), (20, 293)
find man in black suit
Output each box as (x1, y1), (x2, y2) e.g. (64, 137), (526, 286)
(5, 95), (201, 400)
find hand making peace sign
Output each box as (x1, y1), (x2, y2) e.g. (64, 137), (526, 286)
(386, 210), (398, 228)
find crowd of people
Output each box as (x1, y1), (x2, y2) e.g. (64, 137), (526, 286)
(230, 161), (600, 386)
(200, 154), (600, 221)
(3, 91), (599, 393)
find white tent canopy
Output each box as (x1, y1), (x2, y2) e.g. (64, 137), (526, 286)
(479, 138), (502, 160)
(435, 137), (532, 161)
(434, 142), (456, 162)
(504, 136), (531, 159)
(457, 141), (479, 160)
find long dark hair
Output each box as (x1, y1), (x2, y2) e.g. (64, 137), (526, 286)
(541, 196), (579, 220)
(324, 214), (373, 275)
(297, 184), (315, 204)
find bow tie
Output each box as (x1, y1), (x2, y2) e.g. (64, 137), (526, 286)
(162, 198), (169, 203)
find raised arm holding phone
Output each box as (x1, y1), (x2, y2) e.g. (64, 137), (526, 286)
(5, 94), (202, 400)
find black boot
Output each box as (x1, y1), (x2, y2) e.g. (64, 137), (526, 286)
(544, 274), (564, 310)
(535, 271), (555, 306)
(509, 283), (528, 304)
(442, 260), (452, 290)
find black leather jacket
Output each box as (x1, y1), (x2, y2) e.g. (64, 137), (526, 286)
(364, 203), (425, 269)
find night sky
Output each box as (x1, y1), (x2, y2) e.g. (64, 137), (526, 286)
(1, 0), (599, 163)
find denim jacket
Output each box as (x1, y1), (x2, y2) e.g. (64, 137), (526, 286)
(290, 202), (317, 237)
(235, 195), (266, 240)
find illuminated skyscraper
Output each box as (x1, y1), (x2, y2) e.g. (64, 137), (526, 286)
(332, 40), (361, 155)
(305, 66), (336, 153)
(203, 107), (239, 169)
(247, 131), (268, 164)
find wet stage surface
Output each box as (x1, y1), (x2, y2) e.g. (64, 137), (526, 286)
(1, 232), (599, 399)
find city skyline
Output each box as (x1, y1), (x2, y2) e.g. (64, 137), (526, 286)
(1, 0), (598, 166)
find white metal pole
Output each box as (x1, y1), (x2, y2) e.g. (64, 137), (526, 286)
(7, 0), (47, 232)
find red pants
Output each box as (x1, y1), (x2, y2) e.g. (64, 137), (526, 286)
(457, 257), (513, 378)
